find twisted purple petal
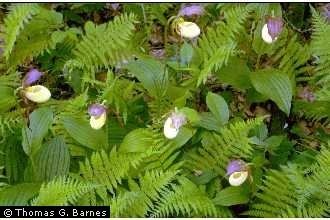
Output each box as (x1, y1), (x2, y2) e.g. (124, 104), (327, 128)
(267, 17), (284, 40)
(178, 4), (204, 17)
(226, 160), (246, 176)
(171, 112), (186, 130)
(23, 68), (43, 86)
(88, 104), (106, 117)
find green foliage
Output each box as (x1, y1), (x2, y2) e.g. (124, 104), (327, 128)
(246, 145), (330, 217)
(0, 2), (330, 218)
(68, 13), (137, 77)
(32, 176), (95, 205)
(22, 107), (54, 156)
(206, 92), (229, 125)
(186, 117), (263, 176)
(195, 4), (252, 85)
(250, 69), (292, 115)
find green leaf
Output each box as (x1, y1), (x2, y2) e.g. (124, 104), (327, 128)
(180, 42), (193, 66)
(213, 186), (250, 206)
(119, 128), (154, 153)
(250, 69), (292, 115)
(206, 92), (229, 125)
(22, 107), (54, 156)
(217, 57), (252, 90)
(180, 107), (200, 125)
(62, 116), (107, 150)
(126, 57), (168, 98)
(33, 137), (70, 182)
(0, 86), (16, 112)
(0, 183), (40, 205)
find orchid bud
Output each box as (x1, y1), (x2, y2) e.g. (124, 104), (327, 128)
(24, 85), (51, 103)
(261, 17), (283, 44)
(163, 111), (186, 139)
(178, 4), (204, 17)
(226, 160), (249, 186)
(23, 69), (43, 87)
(88, 104), (107, 130)
(178, 21), (201, 39)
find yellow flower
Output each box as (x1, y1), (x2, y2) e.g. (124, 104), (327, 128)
(24, 85), (51, 103)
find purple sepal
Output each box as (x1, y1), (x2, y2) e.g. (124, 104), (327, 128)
(171, 112), (186, 130)
(23, 68), (43, 86)
(323, 4), (330, 22)
(178, 4), (204, 17)
(267, 17), (284, 40)
(226, 160), (246, 176)
(88, 104), (106, 117)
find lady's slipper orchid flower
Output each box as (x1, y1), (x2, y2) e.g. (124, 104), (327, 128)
(163, 111), (186, 139)
(261, 17), (283, 44)
(178, 21), (201, 39)
(226, 160), (249, 186)
(88, 104), (107, 130)
(24, 85), (51, 103)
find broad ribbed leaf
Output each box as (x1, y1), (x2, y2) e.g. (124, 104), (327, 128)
(22, 107), (53, 156)
(62, 116), (107, 150)
(0, 183), (40, 205)
(119, 128), (154, 153)
(213, 186), (249, 206)
(126, 58), (168, 98)
(34, 137), (70, 181)
(250, 70), (292, 115)
(206, 92), (229, 125)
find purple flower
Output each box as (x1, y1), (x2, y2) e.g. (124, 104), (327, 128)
(323, 3), (330, 22)
(110, 3), (120, 10)
(298, 87), (315, 103)
(226, 160), (246, 176)
(178, 4), (204, 17)
(23, 68), (43, 86)
(170, 112), (186, 130)
(88, 104), (107, 117)
(266, 17), (284, 40)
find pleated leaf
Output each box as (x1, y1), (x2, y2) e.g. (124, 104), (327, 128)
(250, 69), (292, 115)
(34, 137), (70, 182)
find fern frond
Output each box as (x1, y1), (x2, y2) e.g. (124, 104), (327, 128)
(311, 7), (330, 84)
(0, 109), (24, 142)
(79, 147), (155, 197)
(71, 13), (137, 76)
(186, 117), (263, 175)
(196, 4), (252, 85)
(8, 8), (63, 66)
(32, 176), (95, 205)
(152, 177), (220, 217)
(246, 146), (330, 217)
(272, 34), (310, 79)
(293, 100), (330, 126)
(111, 169), (178, 217)
(3, 4), (40, 60)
